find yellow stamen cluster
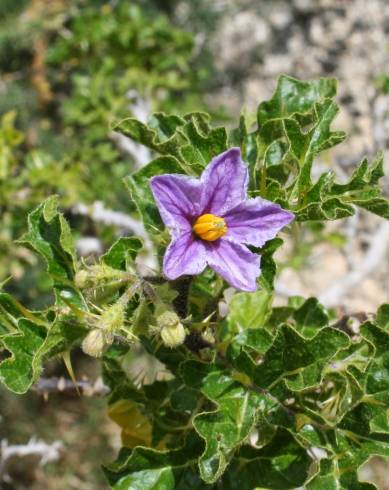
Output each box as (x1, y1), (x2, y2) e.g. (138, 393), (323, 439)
(193, 213), (227, 241)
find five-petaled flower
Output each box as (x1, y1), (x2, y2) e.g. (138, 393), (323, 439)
(150, 148), (294, 291)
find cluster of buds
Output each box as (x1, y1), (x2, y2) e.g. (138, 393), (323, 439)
(156, 311), (186, 348)
(82, 303), (125, 358)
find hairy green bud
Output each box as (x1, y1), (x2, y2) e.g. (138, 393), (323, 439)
(157, 311), (180, 329)
(160, 323), (186, 348)
(74, 269), (89, 289)
(75, 264), (130, 301)
(98, 302), (125, 333)
(76, 264), (126, 287)
(83, 303), (125, 357)
(157, 311), (185, 348)
(81, 329), (114, 358)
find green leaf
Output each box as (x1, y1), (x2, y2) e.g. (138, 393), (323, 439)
(252, 324), (349, 389)
(170, 385), (198, 413)
(331, 154), (384, 194)
(316, 429), (389, 490)
(258, 238), (284, 291)
(17, 197), (85, 309)
(228, 289), (272, 333)
(353, 196), (389, 219)
(0, 319), (47, 393)
(181, 361), (263, 484)
(180, 113), (227, 169)
(0, 292), (46, 334)
(306, 458), (376, 490)
(293, 297), (329, 339)
(295, 195), (355, 221)
(18, 196), (76, 280)
(330, 340), (372, 374)
(257, 75), (337, 125)
(104, 433), (207, 490)
(360, 321), (389, 398)
(267, 305), (294, 329)
(0, 312), (86, 394)
(42, 314), (88, 359)
(221, 429), (311, 489)
(337, 322), (389, 437)
(290, 99), (346, 195)
(284, 361), (327, 392)
(113, 115), (187, 161)
(329, 153), (389, 219)
(295, 154), (389, 221)
(377, 304), (389, 331)
(113, 112), (227, 173)
(102, 346), (143, 404)
(102, 237), (143, 270)
(228, 115), (248, 149)
(256, 81), (387, 222)
(370, 409), (389, 434)
(113, 467), (174, 490)
(232, 328), (274, 356)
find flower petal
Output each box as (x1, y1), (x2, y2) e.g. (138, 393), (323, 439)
(223, 198), (294, 247)
(150, 174), (202, 236)
(206, 238), (260, 292)
(163, 233), (207, 280)
(200, 147), (248, 216)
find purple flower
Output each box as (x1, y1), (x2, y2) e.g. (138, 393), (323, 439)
(150, 148), (294, 291)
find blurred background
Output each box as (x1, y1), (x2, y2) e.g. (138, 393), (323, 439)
(0, 0), (388, 488)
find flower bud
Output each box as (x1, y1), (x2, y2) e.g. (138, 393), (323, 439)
(202, 328), (215, 344)
(99, 303), (125, 333)
(82, 329), (114, 358)
(157, 311), (180, 329)
(74, 265), (129, 301)
(156, 310), (185, 348)
(160, 323), (186, 348)
(75, 270), (89, 289)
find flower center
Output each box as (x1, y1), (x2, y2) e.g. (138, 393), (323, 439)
(193, 213), (227, 242)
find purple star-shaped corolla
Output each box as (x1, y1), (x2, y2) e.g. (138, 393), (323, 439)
(150, 148), (294, 291)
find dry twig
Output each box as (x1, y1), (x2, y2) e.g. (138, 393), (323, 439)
(0, 438), (62, 484)
(319, 221), (389, 307)
(33, 376), (110, 397)
(72, 201), (157, 270)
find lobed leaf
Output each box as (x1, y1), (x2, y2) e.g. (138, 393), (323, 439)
(257, 75), (338, 125)
(181, 361), (265, 483)
(17, 196), (86, 309)
(102, 237), (143, 270)
(104, 433), (207, 490)
(222, 429), (311, 489)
